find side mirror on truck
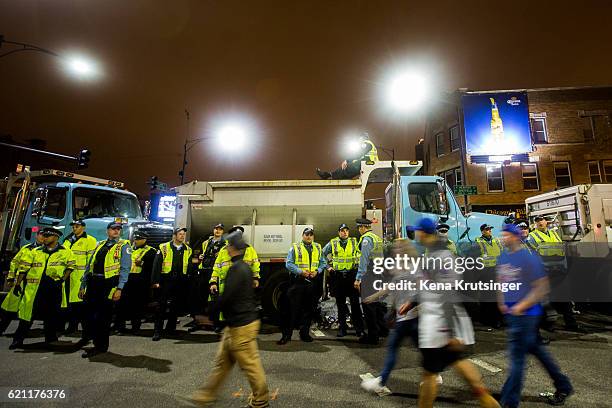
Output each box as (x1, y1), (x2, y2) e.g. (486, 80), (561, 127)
(31, 187), (48, 220)
(437, 179), (450, 219)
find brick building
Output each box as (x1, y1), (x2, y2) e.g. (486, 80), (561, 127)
(422, 86), (612, 218)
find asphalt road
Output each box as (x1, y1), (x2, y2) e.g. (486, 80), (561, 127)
(0, 311), (610, 407)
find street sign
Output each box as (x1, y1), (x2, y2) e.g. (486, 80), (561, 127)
(454, 185), (478, 195)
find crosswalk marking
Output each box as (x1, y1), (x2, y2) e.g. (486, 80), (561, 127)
(468, 358), (502, 373)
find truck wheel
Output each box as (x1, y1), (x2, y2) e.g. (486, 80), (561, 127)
(261, 270), (289, 324)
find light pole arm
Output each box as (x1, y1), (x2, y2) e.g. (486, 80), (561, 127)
(0, 35), (60, 59)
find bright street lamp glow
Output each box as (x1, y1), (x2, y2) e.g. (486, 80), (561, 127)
(385, 71), (427, 113)
(63, 55), (100, 79)
(215, 124), (248, 152)
(347, 139), (362, 153)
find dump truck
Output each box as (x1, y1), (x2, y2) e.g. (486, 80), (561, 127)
(174, 161), (509, 321)
(0, 168), (174, 285)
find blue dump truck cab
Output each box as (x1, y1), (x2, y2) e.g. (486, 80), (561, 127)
(0, 169), (173, 274)
(388, 175), (509, 246)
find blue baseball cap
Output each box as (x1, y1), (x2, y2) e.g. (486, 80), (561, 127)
(502, 223), (522, 237)
(407, 218), (438, 234)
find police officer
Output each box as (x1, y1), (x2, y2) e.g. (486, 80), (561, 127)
(476, 224), (503, 330)
(317, 133), (379, 180)
(0, 230), (44, 336)
(115, 231), (156, 333)
(151, 227), (192, 341)
(436, 223), (457, 255)
(189, 223), (226, 333)
(517, 222), (531, 251)
(277, 227), (326, 345)
(322, 223), (365, 338)
(9, 227), (75, 349)
(62, 219), (98, 334)
(79, 222), (131, 357)
(209, 226), (260, 333)
(353, 218), (387, 345)
(527, 215), (581, 332)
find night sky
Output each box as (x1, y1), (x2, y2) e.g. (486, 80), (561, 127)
(1, 1), (611, 196)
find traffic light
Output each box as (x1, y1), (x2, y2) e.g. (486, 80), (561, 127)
(150, 176), (159, 190)
(77, 149), (91, 169)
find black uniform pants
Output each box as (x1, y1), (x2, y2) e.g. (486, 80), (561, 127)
(84, 275), (118, 352)
(330, 161), (361, 180)
(14, 274), (63, 344)
(188, 269), (211, 317)
(362, 301), (387, 340)
(479, 266), (502, 327)
(154, 276), (186, 333)
(282, 279), (317, 337)
(332, 270), (365, 332)
(64, 276), (87, 331)
(116, 274), (149, 330)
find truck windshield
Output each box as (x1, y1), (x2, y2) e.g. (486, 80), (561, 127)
(73, 188), (141, 219)
(408, 183), (444, 215)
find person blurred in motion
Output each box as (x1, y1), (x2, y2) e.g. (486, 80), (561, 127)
(278, 227), (326, 345)
(316, 133), (378, 180)
(0, 230), (44, 336)
(62, 220), (98, 334)
(361, 239), (443, 396)
(354, 218), (388, 345)
(476, 224), (503, 331)
(151, 227), (192, 341)
(189, 223), (226, 333)
(209, 225), (260, 333)
(406, 218), (500, 408)
(322, 223), (365, 338)
(526, 216), (581, 332)
(497, 224), (573, 407)
(115, 231), (156, 333)
(191, 231), (269, 408)
(80, 222), (131, 357)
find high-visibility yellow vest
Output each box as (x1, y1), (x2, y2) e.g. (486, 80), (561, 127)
(1, 243), (38, 313)
(210, 245), (260, 285)
(328, 237), (358, 270)
(159, 241), (192, 275)
(528, 229), (565, 257)
(62, 234), (97, 304)
(351, 140), (379, 165)
(90, 239), (131, 279)
(476, 236), (502, 267)
(292, 242), (322, 273)
(17, 246), (76, 322)
(358, 231), (383, 261)
(130, 245), (155, 273)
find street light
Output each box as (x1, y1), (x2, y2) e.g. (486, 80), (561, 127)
(0, 35), (101, 80)
(384, 70), (428, 114)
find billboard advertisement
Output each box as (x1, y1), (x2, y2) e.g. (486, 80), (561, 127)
(149, 192), (176, 222)
(462, 92), (532, 157)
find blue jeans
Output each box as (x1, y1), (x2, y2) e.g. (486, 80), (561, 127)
(501, 315), (573, 408)
(380, 319), (418, 385)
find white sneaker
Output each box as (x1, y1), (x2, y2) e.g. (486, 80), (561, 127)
(361, 376), (392, 396)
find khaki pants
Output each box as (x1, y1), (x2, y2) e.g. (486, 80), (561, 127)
(194, 319), (269, 407)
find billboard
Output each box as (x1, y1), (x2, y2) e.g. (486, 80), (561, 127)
(149, 192), (176, 222)
(462, 92), (532, 157)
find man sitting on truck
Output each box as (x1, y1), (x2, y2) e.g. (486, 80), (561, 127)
(316, 134), (378, 180)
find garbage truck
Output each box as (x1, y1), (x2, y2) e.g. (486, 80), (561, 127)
(174, 160), (510, 321)
(0, 168), (174, 285)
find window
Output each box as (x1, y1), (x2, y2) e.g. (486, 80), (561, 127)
(553, 162), (572, 188)
(42, 187), (67, 219)
(73, 188), (142, 220)
(449, 126), (461, 152)
(588, 161), (601, 183)
(582, 116), (595, 142)
(436, 132), (445, 156)
(604, 160), (612, 183)
(454, 168), (462, 186)
(408, 183), (444, 214)
(530, 117), (547, 143)
(439, 167), (462, 190)
(521, 163), (539, 191)
(486, 164), (504, 192)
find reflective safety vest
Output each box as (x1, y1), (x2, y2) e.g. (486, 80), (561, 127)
(131, 245), (155, 273)
(328, 237), (358, 271)
(528, 229), (565, 257)
(358, 231), (384, 261)
(351, 140), (379, 165)
(199, 237), (225, 270)
(17, 246), (76, 322)
(447, 239), (458, 256)
(90, 239), (131, 279)
(292, 242), (322, 273)
(62, 234), (97, 304)
(476, 236), (502, 267)
(159, 241), (192, 275)
(1, 243), (38, 313)
(210, 245), (260, 286)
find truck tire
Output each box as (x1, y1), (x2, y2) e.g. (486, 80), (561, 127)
(261, 268), (290, 324)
